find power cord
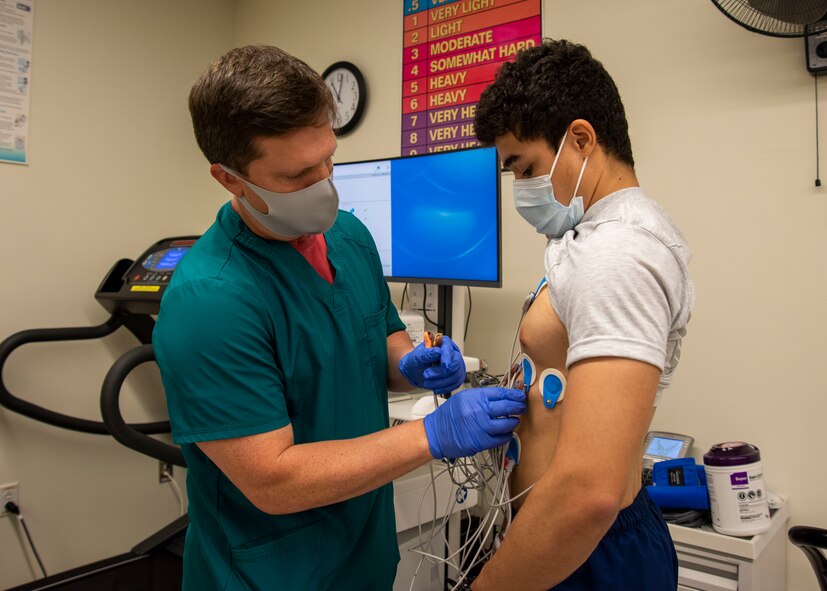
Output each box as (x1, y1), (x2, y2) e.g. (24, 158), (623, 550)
(401, 283), (439, 330)
(421, 284), (440, 329)
(464, 286), (472, 342)
(5, 501), (47, 578)
(660, 508), (710, 528)
(816, 71), (822, 187)
(401, 284), (474, 341)
(470, 372), (501, 387)
(161, 470), (185, 516)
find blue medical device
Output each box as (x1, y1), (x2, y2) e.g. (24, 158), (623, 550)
(646, 458), (710, 511)
(642, 431), (694, 486)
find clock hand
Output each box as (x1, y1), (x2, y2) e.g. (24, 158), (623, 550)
(328, 81), (342, 103)
(337, 77), (345, 102)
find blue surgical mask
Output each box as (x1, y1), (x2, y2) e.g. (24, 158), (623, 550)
(219, 164), (339, 239)
(513, 130), (588, 239)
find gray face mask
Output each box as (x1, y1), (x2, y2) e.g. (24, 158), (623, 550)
(219, 164), (339, 239)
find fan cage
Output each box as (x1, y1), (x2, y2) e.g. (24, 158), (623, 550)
(712, 0), (827, 38)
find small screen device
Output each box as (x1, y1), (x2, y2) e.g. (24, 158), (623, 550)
(642, 431), (694, 486)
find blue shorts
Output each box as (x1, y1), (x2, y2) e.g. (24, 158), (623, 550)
(550, 488), (678, 590)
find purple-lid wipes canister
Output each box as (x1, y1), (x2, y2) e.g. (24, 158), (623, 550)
(703, 442), (771, 536)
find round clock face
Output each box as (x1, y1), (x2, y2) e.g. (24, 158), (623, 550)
(322, 62), (366, 136)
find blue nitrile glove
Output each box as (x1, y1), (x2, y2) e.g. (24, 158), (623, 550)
(399, 335), (465, 394)
(423, 387), (526, 459)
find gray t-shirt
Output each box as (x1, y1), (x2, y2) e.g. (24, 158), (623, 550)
(544, 187), (694, 404)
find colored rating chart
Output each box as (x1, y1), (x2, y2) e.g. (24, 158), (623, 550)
(402, 0), (541, 155)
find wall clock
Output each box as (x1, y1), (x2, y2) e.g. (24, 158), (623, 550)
(322, 61), (366, 136)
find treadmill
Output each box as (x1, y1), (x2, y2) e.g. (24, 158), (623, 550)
(0, 237), (198, 591)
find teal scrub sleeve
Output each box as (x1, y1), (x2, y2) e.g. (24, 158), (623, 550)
(154, 278), (291, 444)
(382, 284), (406, 337)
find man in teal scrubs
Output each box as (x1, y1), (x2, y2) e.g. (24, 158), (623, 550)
(153, 45), (526, 591)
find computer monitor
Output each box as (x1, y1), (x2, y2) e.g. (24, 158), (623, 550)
(332, 146), (502, 287)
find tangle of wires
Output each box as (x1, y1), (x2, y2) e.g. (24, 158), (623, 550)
(404, 435), (512, 591)
(404, 296), (536, 590)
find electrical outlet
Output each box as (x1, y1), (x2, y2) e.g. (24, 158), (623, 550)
(159, 462), (173, 484)
(408, 284), (424, 310)
(0, 482), (19, 517)
(423, 285), (438, 312)
(408, 284), (438, 312)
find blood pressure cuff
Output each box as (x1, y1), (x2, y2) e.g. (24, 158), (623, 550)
(653, 458), (705, 487)
(646, 458), (710, 510)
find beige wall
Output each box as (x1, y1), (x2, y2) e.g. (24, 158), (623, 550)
(0, 0), (234, 587)
(1, 0), (824, 590)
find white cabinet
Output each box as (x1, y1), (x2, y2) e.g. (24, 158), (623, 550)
(670, 501), (789, 591)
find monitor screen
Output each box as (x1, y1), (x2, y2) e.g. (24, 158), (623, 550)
(333, 146), (501, 287)
(645, 436), (684, 459)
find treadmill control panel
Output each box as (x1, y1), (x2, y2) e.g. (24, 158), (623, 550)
(128, 239), (197, 289)
(95, 236), (200, 315)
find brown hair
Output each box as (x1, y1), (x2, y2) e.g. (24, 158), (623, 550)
(188, 45), (336, 174)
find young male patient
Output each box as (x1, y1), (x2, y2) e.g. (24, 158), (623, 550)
(470, 39), (695, 591)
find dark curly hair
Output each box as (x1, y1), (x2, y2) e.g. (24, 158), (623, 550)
(475, 39), (634, 167)
(189, 45), (336, 175)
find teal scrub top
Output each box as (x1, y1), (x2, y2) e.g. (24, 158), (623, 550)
(153, 203), (406, 591)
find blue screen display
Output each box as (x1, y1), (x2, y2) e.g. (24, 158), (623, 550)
(154, 248), (188, 270)
(333, 147), (500, 286)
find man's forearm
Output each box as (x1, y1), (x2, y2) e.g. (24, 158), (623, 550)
(472, 359), (660, 589)
(252, 420), (431, 514)
(387, 329), (415, 392)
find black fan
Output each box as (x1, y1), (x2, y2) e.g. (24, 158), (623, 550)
(711, 0), (827, 37)
(711, 0), (827, 73)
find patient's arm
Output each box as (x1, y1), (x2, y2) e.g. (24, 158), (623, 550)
(472, 356), (659, 591)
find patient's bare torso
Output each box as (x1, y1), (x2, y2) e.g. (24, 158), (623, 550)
(510, 284), (568, 510)
(510, 285), (648, 511)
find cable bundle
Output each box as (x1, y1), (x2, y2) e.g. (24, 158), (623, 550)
(405, 295), (537, 589)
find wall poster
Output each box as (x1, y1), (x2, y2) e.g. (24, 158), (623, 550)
(402, 0), (541, 155)
(0, 0), (32, 165)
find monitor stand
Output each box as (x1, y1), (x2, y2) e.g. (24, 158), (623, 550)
(437, 285), (453, 338)
(436, 284), (470, 355)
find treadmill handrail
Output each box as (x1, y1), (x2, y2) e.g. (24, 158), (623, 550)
(101, 344), (185, 467)
(0, 316), (172, 435)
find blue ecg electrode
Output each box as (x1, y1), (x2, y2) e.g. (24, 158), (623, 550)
(539, 368), (566, 410)
(521, 355), (536, 394)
